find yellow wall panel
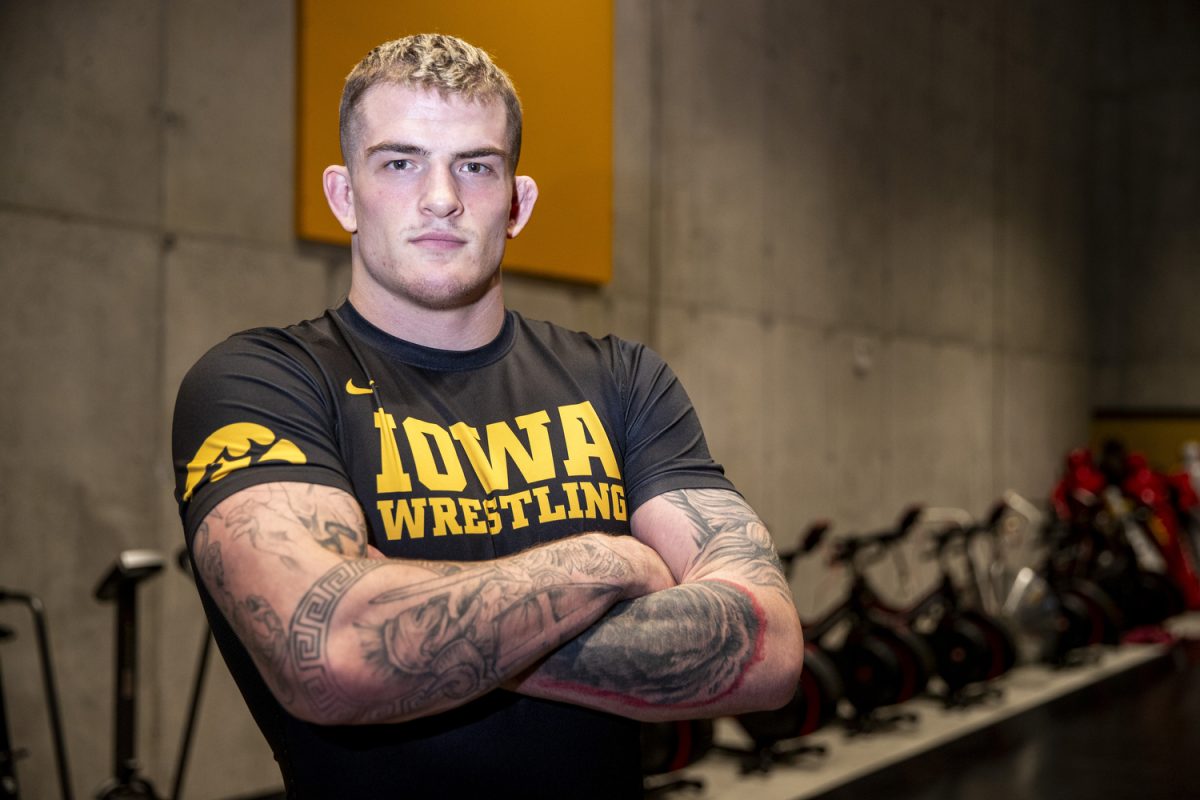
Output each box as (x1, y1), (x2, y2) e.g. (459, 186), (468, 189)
(296, 0), (613, 284)
(1091, 412), (1200, 473)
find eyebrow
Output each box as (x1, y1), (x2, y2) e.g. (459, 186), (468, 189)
(364, 142), (508, 162)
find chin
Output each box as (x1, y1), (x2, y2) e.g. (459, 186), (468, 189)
(407, 270), (500, 311)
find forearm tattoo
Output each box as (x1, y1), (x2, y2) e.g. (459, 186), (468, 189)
(349, 537), (630, 720)
(531, 489), (789, 709)
(194, 487), (635, 723)
(538, 581), (761, 707)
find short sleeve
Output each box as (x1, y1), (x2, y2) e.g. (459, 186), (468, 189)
(613, 341), (737, 512)
(171, 329), (354, 540)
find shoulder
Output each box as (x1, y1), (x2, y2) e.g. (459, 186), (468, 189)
(508, 311), (660, 382)
(174, 311), (353, 442)
(182, 313), (343, 388)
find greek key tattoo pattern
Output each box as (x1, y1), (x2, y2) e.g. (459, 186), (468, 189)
(289, 559), (384, 720)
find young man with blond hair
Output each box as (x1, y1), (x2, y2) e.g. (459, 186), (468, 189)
(174, 33), (802, 798)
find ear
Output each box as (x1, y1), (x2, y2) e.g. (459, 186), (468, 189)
(322, 165), (357, 233)
(507, 175), (539, 239)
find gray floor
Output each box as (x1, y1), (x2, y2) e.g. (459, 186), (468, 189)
(655, 622), (1197, 800)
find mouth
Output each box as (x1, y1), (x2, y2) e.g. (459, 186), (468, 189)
(410, 231), (467, 251)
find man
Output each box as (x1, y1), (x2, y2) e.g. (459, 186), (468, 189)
(173, 34), (802, 798)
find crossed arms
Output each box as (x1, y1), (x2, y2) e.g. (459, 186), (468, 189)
(192, 481), (803, 725)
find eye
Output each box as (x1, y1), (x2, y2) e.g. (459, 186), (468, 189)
(384, 159), (414, 171)
(461, 162), (492, 175)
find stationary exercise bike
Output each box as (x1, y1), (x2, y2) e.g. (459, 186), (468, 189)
(0, 587), (74, 800)
(800, 508), (934, 733)
(93, 550), (165, 800)
(1000, 507), (1122, 666)
(866, 506), (1017, 707)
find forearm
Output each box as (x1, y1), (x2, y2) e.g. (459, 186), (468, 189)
(508, 577), (800, 721)
(285, 539), (637, 724)
(506, 488), (804, 720)
(194, 482), (672, 726)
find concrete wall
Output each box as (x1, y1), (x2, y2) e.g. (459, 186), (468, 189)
(0, 1), (1126, 797)
(1091, 0), (1200, 408)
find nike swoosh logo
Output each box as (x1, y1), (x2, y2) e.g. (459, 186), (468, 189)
(345, 379), (374, 396)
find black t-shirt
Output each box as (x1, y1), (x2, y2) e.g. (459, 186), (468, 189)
(172, 303), (733, 798)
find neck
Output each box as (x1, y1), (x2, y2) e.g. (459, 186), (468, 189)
(347, 281), (506, 351)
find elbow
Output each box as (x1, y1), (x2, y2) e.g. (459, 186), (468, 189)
(268, 648), (381, 727)
(274, 675), (362, 727)
(754, 612), (806, 712)
(284, 699), (350, 727)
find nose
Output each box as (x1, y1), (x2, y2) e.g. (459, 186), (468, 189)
(421, 166), (463, 219)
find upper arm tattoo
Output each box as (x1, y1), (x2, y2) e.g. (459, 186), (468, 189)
(192, 484), (370, 702)
(194, 518), (295, 702)
(219, 482), (369, 565)
(663, 488), (791, 602)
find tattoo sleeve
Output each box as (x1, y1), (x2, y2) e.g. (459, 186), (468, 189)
(294, 537), (630, 723)
(516, 488), (796, 714)
(191, 483), (642, 725)
(662, 489), (792, 604)
(535, 581), (761, 708)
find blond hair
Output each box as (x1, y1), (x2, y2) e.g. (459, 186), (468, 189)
(339, 33), (523, 169)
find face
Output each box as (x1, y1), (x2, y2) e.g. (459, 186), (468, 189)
(324, 84), (537, 314)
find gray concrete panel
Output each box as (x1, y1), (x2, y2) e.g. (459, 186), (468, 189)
(656, 0), (768, 315)
(656, 306), (768, 505)
(997, 352), (1090, 502)
(760, 320), (830, 546)
(934, 0), (1000, 47)
(883, 338), (995, 516)
(163, 0), (296, 243)
(1091, 359), (1200, 411)
(827, 331), (889, 533)
(612, 0), (655, 300)
(763, 5), (840, 328)
(163, 237), (334, 408)
(1002, 0), (1093, 88)
(1123, 0), (1200, 85)
(0, 210), (163, 798)
(886, 100), (997, 345)
(996, 59), (1090, 360)
(172, 648), (282, 797)
(0, 1), (164, 225)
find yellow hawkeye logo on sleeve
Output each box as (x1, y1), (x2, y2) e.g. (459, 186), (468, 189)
(182, 422), (307, 501)
(345, 379), (374, 396)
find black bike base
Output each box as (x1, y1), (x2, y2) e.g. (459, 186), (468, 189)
(714, 739), (830, 774)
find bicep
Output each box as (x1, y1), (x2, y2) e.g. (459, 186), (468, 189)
(192, 481), (369, 576)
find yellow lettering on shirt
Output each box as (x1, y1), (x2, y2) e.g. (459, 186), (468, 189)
(404, 417), (467, 492)
(450, 411), (555, 492)
(559, 401), (621, 479)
